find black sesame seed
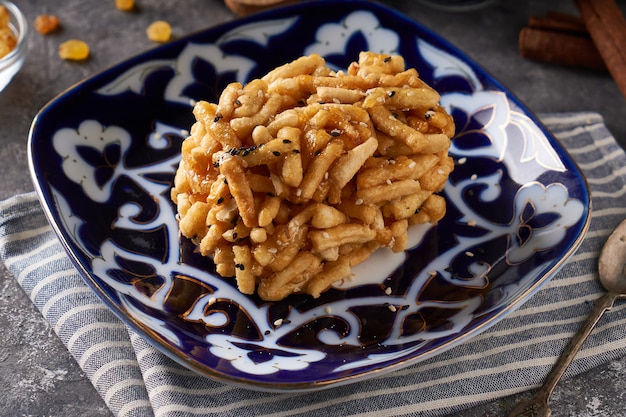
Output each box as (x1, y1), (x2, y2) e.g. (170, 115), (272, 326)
(235, 99), (241, 106)
(264, 330), (271, 335)
(232, 232), (238, 239)
(272, 151), (281, 157)
(217, 197), (224, 204)
(330, 130), (341, 137)
(292, 149), (300, 154)
(235, 263), (245, 270)
(282, 139), (292, 144)
(212, 162), (220, 168)
(315, 149), (322, 156)
(388, 91), (396, 97)
(213, 115), (222, 123)
(384, 56), (392, 63)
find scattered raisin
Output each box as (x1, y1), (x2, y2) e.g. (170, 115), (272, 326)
(34, 15), (60, 35)
(146, 20), (172, 43)
(58, 39), (90, 61)
(115, 0), (135, 11)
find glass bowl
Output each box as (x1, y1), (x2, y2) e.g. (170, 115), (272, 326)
(0, 0), (28, 93)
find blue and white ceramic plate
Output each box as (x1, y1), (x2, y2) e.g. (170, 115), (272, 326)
(29, 0), (591, 391)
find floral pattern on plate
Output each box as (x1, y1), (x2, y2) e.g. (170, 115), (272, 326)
(29, 0), (590, 391)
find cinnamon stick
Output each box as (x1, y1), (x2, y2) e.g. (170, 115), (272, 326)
(528, 13), (587, 35)
(224, 0), (295, 16)
(575, 0), (626, 97)
(519, 11), (606, 71)
(519, 27), (607, 71)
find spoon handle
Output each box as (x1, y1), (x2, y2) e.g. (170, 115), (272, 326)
(508, 292), (618, 417)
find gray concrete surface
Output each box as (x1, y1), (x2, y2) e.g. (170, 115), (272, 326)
(0, 0), (625, 416)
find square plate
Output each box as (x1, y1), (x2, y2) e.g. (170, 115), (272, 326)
(28, 0), (591, 391)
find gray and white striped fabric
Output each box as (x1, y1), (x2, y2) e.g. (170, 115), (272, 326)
(1, 112), (625, 417)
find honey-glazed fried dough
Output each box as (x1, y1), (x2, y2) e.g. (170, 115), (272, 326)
(172, 51), (455, 301)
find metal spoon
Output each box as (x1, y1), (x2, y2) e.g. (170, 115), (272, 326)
(508, 218), (626, 417)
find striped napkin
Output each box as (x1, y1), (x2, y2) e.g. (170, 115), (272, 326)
(1, 112), (625, 417)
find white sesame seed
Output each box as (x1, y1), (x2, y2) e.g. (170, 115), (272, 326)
(325, 306), (332, 314)
(322, 232), (330, 238)
(408, 161), (416, 169)
(296, 188), (302, 196)
(384, 287), (392, 295)
(324, 172), (329, 180)
(470, 174), (478, 180)
(465, 251), (474, 257)
(458, 157), (467, 164)
(437, 168), (445, 175)
(388, 305), (397, 312)
(268, 247), (278, 253)
(208, 297), (217, 306)
(386, 179), (392, 185)
(468, 220), (477, 227)
(355, 199), (364, 205)
(189, 99), (197, 107)
(274, 318), (283, 327)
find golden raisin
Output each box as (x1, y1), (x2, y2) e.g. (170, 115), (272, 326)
(146, 20), (171, 43)
(0, 5), (16, 59)
(0, 27), (16, 58)
(34, 15), (61, 35)
(0, 41), (11, 59)
(0, 5), (9, 28)
(115, 0), (135, 11)
(58, 39), (90, 61)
